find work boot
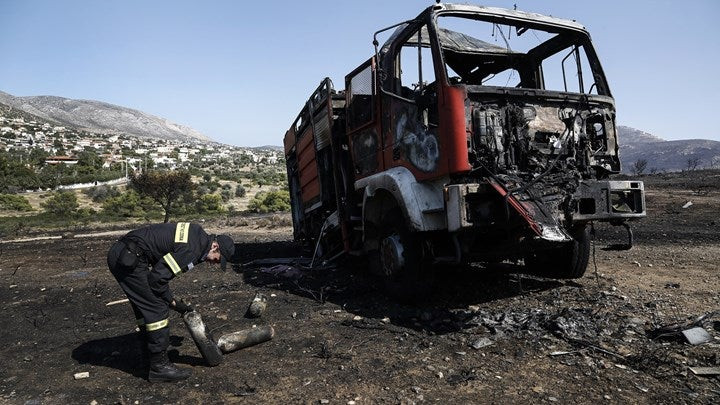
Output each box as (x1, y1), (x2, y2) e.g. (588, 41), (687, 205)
(148, 351), (191, 383)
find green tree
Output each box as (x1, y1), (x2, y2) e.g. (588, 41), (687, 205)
(195, 194), (224, 214)
(27, 147), (49, 168)
(131, 170), (194, 223)
(39, 163), (70, 189)
(0, 151), (41, 192)
(52, 139), (66, 154)
(41, 191), (79, 216)
(76, 151), (103, 171)
(248, 190), (290, 213)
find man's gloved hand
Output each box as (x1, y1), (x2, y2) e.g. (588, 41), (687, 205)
(171, 300), (194, 314)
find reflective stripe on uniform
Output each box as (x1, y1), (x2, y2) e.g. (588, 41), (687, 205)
(136, 318), (145, 326)
(164, 253), (183, 275)
(145, 318), (168, 331)
(174, 222), (190, 243)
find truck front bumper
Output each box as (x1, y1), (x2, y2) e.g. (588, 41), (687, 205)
(571, 180), (646, 222)
(445, 179), (646, 234)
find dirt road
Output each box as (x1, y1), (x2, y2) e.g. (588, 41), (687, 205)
(1, 173), (719, 404)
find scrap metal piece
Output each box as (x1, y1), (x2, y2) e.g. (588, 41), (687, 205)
(681, 327), (712, 345)
(216, 325), (275, 353)
(549, 351), (574, 356)
(73, 372), (90, 380)
(105, 298), (129, 306)
(469, 337), (493, 350)
(247, 293), (267, 318)
(183, 311), (223, 366)
(689, 367), (720, 376)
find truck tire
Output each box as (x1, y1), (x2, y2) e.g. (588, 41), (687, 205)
(524, 225), (591, 279)
(373, 209), (435, 302)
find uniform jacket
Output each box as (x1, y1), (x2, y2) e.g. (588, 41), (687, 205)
(124, 222), (212, 304)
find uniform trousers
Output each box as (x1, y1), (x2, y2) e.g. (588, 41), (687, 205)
(107, 241), (170, 354)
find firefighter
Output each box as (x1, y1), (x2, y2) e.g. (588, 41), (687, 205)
(106, 222), (235, 383)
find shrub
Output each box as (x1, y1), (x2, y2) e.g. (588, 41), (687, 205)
(195, 194), (225, 214)
(41, 191), (79, 216)
(196, 185), (210, 196)
(0, 194), (33, 211)
(235, 184), (246, 198)
(83, 185), (121, 203)
(248, 190), (290, 213)
(102, 190), (148, 218)
(220, 189), (232, 202)
(207, 181), (220, 193)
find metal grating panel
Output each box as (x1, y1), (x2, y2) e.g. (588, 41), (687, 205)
(313, 108), (331, 150)
(350, 65), (373, 96)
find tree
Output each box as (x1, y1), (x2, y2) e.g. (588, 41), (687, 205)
(248, 190), (290, 213)
(27, 147), (49, 168)
(631, 159), (648, 175)
(131, 170), (194, 223)
(195, 194), (224, 214)
(52, 139), (66, 154)
(76, 151), (103, 171)
(41, 191), (79, 216)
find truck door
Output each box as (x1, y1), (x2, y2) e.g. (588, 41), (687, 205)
(380, 23), (442, 180)
(345, 58), (382, 179)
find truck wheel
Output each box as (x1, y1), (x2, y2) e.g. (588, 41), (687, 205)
(525, 225), (591, 279)
(374, 209), (435, 302)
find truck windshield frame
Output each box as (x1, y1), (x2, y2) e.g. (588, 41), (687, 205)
(430, 12), (611, 97)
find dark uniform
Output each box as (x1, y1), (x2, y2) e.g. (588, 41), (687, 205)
(107, 222), (212, 356)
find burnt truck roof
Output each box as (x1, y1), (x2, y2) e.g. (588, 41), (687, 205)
(381, 3), (591, 55)
(428, 3), (588, 33)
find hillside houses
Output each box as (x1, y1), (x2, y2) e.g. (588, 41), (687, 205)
(0, 114), (283, 173)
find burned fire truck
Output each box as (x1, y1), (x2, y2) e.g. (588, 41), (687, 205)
(283, 3), (645, 294)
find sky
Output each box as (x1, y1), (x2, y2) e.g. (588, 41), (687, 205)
(1, 0), (719, 146)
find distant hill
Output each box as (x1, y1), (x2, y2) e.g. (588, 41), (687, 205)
(617, 125), (720, 173)
(0, 90), (210, 142)
(617, 125), (665, 144)
(0, 100), (62, 126)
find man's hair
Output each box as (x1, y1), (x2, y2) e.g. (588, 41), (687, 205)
(215, 234), (235, 261)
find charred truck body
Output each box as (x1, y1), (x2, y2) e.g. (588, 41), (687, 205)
(284, 3), (645, 291)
